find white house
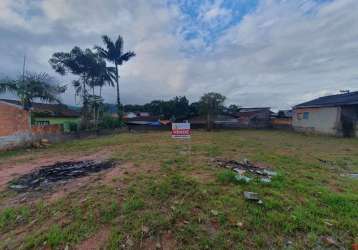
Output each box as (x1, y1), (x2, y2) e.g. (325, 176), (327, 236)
(293, 92), (358, 137)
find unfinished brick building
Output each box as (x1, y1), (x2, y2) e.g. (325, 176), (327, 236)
(0, 100), (31, 149)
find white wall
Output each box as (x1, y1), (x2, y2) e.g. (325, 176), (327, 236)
(292, 107), (340, 135)
(0, 132), (32, 150)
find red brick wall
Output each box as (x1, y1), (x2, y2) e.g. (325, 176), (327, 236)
(0, 102), (30, 137)
(31, 124), (62, 134)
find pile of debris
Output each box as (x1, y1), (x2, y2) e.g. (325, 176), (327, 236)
(213, 159), (279, 205)
(213, 158), (277, 183)
(9, 160), (114, 192)
(32, 138), (51, 148)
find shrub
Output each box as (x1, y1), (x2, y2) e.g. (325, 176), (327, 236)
(99, 114), (122, 129)
(68, 122), (79, 132)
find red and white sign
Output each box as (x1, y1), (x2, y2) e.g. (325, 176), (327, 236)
(172, 123), (191, 139)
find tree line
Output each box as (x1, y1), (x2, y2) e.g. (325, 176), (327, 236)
(122, 95), (241, 120)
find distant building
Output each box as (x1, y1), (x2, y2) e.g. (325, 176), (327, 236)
(0, 99), (80, 133)
(293, 91), (358, 137)
(188, 108), (272, 129)
(271, 110), (292, 129)
(138, 112), (150, 117)
(235, 107), (271, 128)
(123, 112), (150, 119)
(124, 115), (161, 126)
(188, 114), (240, 129)
(0, 99), (78, 149)
(123, 112), (137, 119)
(123, 115), (171, 131)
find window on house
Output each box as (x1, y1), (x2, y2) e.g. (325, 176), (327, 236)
(303, 112), (309, 119)
(297, 113), (303, 120)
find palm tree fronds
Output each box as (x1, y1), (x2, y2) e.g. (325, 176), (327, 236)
(120, 51), (136, 64)
(94, 46), (109, 59)
(102, 35), (116, 57)
(115, 35), (124, 57)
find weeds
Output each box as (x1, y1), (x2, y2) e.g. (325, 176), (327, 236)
(0, 206), (30, 231)
(216, 170), (238, 184)
(122, 196), (145, 214)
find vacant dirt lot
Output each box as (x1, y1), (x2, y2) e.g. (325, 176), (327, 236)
(0, 130), (357, 249)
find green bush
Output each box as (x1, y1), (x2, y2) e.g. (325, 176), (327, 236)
(99, 114), (123, 129)
(68, 122), (79, 132)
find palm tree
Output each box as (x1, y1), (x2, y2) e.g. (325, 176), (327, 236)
(0, 72), (66, 110)
(87, 59), (115, 129)
(50, 47), (115, 128)
(88, 55), (116, 98)
(95, 35), (136, 120)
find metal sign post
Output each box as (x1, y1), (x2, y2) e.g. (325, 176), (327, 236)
(172, 123), (192, 165)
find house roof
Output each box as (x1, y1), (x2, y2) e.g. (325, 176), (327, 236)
(238, 107), (271, 113)
(232, 107), (271, 118)
(123, 116), (160, 122)
(0, 99), (80, 117)
(188, 114), (238, 124)
(295, 91), (358, 108)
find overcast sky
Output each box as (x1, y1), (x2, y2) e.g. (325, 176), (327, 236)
(0, 0), (357, 109)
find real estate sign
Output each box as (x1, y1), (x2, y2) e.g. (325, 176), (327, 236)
(172, 123), (191, 139)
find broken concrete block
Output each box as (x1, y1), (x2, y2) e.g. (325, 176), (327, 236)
(244, 191), (260, 201)
(235, 174), (251, 183)
(244, 191), (263, 205)
(260, 177), (271, 183)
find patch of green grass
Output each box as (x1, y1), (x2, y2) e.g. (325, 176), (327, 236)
(0, 206), (30, 231)
(122, 196), (145, 214)
(0, 207), (17, 230)
(47, 224), (65, 247)
(216, 170), (238, 184)
(100, 201), (119, 223)
(107, 228), (124, 250)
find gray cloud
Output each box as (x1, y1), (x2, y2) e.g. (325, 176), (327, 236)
(0, 0), (358, 109)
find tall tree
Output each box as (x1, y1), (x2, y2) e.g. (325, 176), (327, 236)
(0, 72), (66, 110)
(95, 35), (136, 120)
(199, 92), (226, 131)
(49, 47), (114, 127)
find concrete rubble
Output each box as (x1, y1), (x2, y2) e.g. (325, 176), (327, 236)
(243, 191), (263, 204)
(213, 158), (278, 184)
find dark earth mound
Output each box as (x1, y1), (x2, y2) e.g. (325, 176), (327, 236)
(9, 160), (114, 192)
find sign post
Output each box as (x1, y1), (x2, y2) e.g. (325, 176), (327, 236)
(172, 123), (191, 164)
(171, 123), (191, 139)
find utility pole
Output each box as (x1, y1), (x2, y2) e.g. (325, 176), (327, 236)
(22, 55), (26, 82)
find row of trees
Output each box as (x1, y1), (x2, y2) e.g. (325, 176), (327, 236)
(123, 93), (242, 130)
(123, 95), (241, 120)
